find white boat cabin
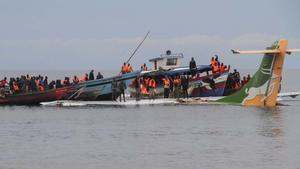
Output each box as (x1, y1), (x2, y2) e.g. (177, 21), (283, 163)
(149, 50), (184, 70)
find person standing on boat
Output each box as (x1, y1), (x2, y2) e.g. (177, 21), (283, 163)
(189, 57), (197, 76)
(181, 75), (189, 99)
(141, 63), (148, 71)
(43, 76), (48, 89)
(96, 72), (104, 79)
(111, 78), (118, 101)
(118, 80), (126, 102)
(163, 76), (171, 98)
(134, 77), (141, 101)
(121, 63), (127, 74)
(127, 64), (133, 73)
(173, 76), (181, 99)
(89, 70), (95, 80)
(148, 77), (156, 100)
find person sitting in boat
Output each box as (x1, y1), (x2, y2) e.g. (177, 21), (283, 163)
(189, 57), (197, 76)
(220, 63), (227, 73)
(63, 77), (71, 86)
(12, 81), (20, 94)
(89, 70), (95, 81)
(0, 86), (5, 98)
(141, 63), (148, 71)
(55, 80), (62, 89)
(247, 74), (251, 82)
(43, 76), (48, 89)
(72, 76), (79, 84)
(96, 72), (104, 79)
(80, 74), (89, 82)
(48, 80), (55, 89)
(212, 62), (220, 74)
(118, 80), (126, 102)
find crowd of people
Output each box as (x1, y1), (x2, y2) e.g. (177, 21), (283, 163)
(226, 69), (251, 91)
(131, 74), (190, 100)
(1, 55), (252, 100)
(0, 70), (104, 97)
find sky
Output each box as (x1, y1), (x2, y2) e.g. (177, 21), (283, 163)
(0, 0), (299, 71)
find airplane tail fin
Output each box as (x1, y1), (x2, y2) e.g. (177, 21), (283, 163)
(218, 39), (299, 106)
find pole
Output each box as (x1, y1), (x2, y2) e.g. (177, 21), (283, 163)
(125, 31), (150, 64)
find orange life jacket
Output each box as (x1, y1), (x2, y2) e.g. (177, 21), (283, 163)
(39, 85), (44, 91)
(126, 65), (132, 73)
(174, 78), (181, 88)
(149, 79), (156, 88)
(163, 78), (170, 88)
(122, 65), (127, 73)
(80, 75), (87, 82)
(221, 65), (226, 73)
(213, 64), (219, 73)
(13, 82), (19, 92)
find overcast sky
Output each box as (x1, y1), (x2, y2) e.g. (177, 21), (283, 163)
(0, 0), (299, 71)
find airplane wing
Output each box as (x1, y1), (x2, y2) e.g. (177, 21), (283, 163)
(232, 49), (300, 55)
(231, 49), (280, 54)
(278, 92), (300, 98)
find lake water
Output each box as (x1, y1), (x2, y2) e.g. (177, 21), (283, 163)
(0, 70), (299, 169)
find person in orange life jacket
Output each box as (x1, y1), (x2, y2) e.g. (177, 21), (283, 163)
(220, 63), (226, 73)
(121, 63), (127, 74)
(141, 63), (148, 71)
(80, 74), (88, 82)
(148, 77), (156, 99)
(212, 62), (219, 74)
(211, 57), (216, 66)
(173, 76), (181, 99)
(126, 63), (133, 73)
(12, 81), (20, 93)
(163, 76), (171, 98)
(0, 77), (8, 88)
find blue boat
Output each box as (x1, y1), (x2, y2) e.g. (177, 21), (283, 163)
(69, 71), (141, 101)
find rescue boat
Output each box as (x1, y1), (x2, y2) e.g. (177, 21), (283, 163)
(0, 86), (73, 105)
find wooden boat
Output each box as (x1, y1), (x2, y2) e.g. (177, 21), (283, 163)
(0, 86), (73, 105)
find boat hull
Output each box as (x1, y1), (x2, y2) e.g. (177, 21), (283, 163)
(0, 86), (72, 105)
(128, 72), (228, 98)
(70, 71), (141, 101)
